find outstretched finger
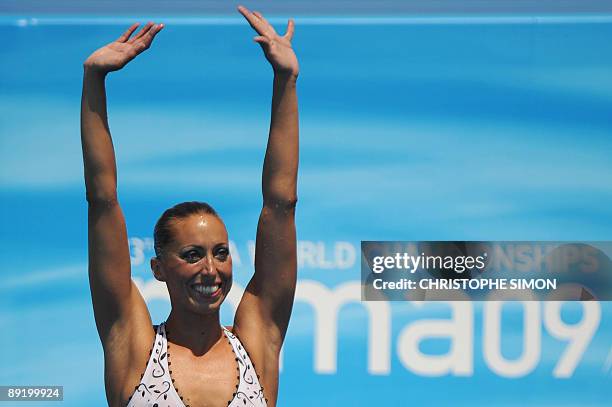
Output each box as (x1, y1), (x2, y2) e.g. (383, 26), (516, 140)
(129, 22), (154, 42)
(252, 11), (277, 35)
(117, 23), (140, 42)
(139, 23), (164, 48)
(149, 23), (164, 40)
(237, 5), (267, 36)
(284, 19), (295, 41)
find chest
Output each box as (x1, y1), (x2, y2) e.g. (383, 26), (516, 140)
(168, 339), (239, 407)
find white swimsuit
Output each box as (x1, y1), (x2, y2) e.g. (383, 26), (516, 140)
(126, 322), (267, 407)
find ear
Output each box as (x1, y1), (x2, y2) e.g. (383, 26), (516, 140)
(151, 257), (166, 282)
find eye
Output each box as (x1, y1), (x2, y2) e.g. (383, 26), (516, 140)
(182, 250), (202, 263)
(215, 247), (230, 261)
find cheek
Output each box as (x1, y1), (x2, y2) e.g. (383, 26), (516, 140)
(165, 264), (195, 284)
(219, 257), (233, 278)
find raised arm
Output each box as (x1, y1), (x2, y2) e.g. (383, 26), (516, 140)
(234, 6), (299, 357)
(81, 23), (163, 393)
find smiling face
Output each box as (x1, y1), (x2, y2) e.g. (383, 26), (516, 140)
(151, 212), (232, 315)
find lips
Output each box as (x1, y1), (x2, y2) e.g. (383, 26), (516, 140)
(190, 283), (222, 299)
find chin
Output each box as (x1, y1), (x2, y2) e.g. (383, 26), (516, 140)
(187, 292), (227, 315)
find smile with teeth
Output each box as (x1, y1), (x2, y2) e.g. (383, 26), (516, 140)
(191, 283), (221, 297)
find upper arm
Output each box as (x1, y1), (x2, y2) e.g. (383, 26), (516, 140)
(233, 201), (297, 355)
(87, 198), (153, 351)
(88, 198), (133, 333)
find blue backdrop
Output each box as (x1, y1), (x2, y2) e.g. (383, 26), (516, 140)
(1, 11), (611, 406)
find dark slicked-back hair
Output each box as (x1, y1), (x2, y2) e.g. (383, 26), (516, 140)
(153, 201), (219, 257)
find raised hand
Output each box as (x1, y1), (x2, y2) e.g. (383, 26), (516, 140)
(83, 22), (164, 74)
(238, 6), (299, 77)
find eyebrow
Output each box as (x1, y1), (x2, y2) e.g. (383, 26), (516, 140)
(179, 245), (202, 252)
(179, 243), (228, 251)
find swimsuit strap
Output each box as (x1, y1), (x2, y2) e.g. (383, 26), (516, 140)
(222, 327), (268, 406)
(126, 323), (184, 407)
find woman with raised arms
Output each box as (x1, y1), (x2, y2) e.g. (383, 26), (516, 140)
(80, 6), (299, 406)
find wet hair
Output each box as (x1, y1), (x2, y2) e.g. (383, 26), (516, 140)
(153, 201), (219, 257)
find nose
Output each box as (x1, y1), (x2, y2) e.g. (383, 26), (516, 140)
(199, 254), (216, 276)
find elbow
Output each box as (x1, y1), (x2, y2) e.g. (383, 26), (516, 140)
(263, 183), (298, 212)
(86, 191), (119, 209)
(263, 194), (298, 213)
(84, 173), (118, 207)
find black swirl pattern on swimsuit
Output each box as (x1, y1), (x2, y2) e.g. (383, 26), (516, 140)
(235, 390), (265, 406)
(152, 380), (171, 401)
(152, 342), (166, 379)
(135, 383), (151, 399)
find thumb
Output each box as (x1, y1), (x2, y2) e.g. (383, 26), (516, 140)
(284, 19), (295, 41)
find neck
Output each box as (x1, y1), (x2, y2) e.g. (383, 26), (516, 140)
(165, 308), (223, 356)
